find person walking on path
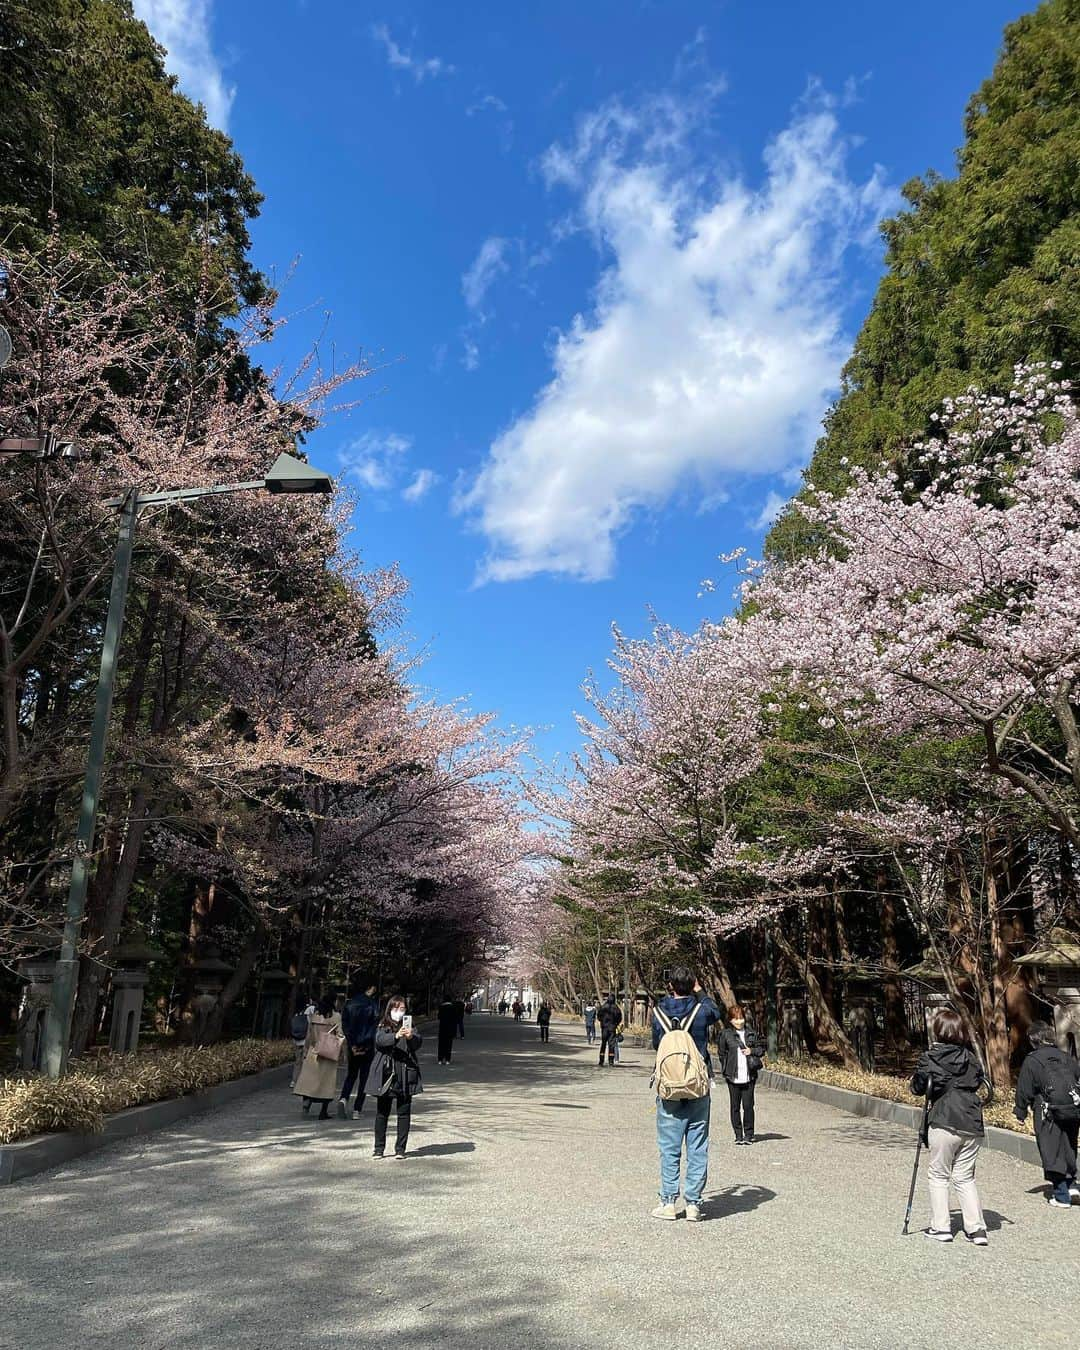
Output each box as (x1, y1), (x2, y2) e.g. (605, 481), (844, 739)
(1014, 1021), (1080, 1208)
(290, 996), (316, 1088)
(910, 1007), (991, 1246)
(454, 997), (466, 1038)
(365, 995), (423, 1158)
(512, 1000), (523, 1022)
(584, 1001), (597, 1045)
(650, 967), (716, 1221)
(337, 979), (379, 1118)
(596, 994), (622, 1066)
(292, 994), (345, 1120)
(719, 1004), (766, 1144)
(537, 1002), (552, 1043)
(437, 995), (458, 1064)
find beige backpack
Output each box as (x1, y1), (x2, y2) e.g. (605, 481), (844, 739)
(652, 1002), (710, 1101)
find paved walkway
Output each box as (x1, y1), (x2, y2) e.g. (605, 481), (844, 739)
(1, 1016), (1077, 1349)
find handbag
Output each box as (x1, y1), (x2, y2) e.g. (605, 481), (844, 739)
(315, 1026), (344, 1062)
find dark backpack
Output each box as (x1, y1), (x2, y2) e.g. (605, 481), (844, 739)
(1043, 1057), (1080, 1125)
(290, 1012), (309, 1041)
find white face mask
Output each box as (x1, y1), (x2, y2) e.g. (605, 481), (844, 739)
(390, 1008), (405, 1023)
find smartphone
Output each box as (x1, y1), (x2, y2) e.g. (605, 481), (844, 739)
(402, 1014), (413, 1031)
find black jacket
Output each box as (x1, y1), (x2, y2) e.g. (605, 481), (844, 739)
(536, 1005), (551, 1025)
(364, 1025), (424, 1100)
(597, 999), (622, 1034)
(718, 1025), (766, 1082)
(911, 1043), (987, 1138)
(437, 1000), (457, 1031)
(1015, 1043), (1080, 1179)
(341, 993), (379, 1048)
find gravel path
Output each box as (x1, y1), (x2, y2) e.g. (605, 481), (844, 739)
(1, 1015), (1075, 1349)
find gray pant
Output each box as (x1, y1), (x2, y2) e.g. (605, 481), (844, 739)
(927, 1127), (984, 1233)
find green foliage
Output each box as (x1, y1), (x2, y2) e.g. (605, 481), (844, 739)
(769, 0), (1080, 557)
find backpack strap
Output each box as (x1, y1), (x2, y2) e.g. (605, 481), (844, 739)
(653, 1007), (675, 1035)
(677, 1000), (704, 1033)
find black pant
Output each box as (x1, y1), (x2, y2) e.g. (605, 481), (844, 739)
(456, 1017), (465, 1037)
(437, 1028), (454, 1062)
(340, 1044), (375, 1111)
(539, 1023), (550, 1042)
(374, 1092), (412, 1154)
(599, 1030), (618, 1063)
(728, 1079), (755, 1138)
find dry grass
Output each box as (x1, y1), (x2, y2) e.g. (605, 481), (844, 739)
(0, 1039), (293, 1145)
(767, 1055), (1032, 1136)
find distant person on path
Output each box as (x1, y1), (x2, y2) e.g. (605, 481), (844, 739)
(584, 1001), (597, 1044)
(719, 1004), (765, 1145)
(650, 967), (715, 1221)
(454, 997), (466, 1038)
(596, 993), (622, 1066)
(512, 1000), (523, 1022)
(537, 1001), (552, 1042)
(292, 994), (344, 1120)
(526, 1001), (533, 1017)
(437, 995), (457, 1064)
(1014, 1021), (1080, 1208)
(365, 994), (423, 1158)
(337, 978), (379, 1119)
(290, 996), (315, 1087)
(910, 1007), (991, 1246)
(498, 1000), (508, 1015)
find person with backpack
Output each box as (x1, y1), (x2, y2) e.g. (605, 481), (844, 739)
(719, 1004), (766, 1144)
(583, 1001), (597, 1045)
(364, 994), (423, 1158)
(290, 996), (315, 1088)
(437, 994), (458, 1064)
(596, 993), (622, 1066)
(650, 967), (720, 1221)
(1014, 1020), (1080, 1208)
(910, 1007), (991, 1245)
(292, 993), (344, 1120)
(337, 978), (379, 1118)
(537, 1001), (552, 1042)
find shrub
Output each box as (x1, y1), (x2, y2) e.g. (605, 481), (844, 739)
(0, 1038), (293, 1144)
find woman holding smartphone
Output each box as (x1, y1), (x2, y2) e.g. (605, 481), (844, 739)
(365, 994), (423, 1158)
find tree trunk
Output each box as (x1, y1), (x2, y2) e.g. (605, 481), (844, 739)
(772, 926), (862, 1071)
(203, 918), (265, 1043)
(878, 868), (909, 1052)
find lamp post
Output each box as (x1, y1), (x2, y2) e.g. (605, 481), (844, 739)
(40, 451), (334, 1077)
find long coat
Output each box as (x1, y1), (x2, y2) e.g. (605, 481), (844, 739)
(1015, 1044), (1080, 1179)
(292, 1013), (344, 1100)
(364, 1025), (424, 1101)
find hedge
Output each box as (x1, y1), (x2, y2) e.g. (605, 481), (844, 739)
(0, 1038), (293, 1144)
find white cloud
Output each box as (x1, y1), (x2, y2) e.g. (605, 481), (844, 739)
(371, 23), (454, 83)
(339, 431), (411, 491)
(457, 90), (893, 582)
(402, 469), (440, 503)
(462, 237), (510, 312)
(753, 490), (789, 530)
(133, 0), (234, 129)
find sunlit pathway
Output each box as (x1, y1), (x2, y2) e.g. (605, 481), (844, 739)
(1, 1015), (1075, 1350)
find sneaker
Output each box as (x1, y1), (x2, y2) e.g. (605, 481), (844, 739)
(734, 1137), (747, 1146)
(1048, 1196), (1072, 1208)
(744, 1135), (756, 1145)
(650, 1202), (679, 1221)
(964, 1229), (989, 1246)
(393, 1151), (407, 1160)
(1068, 1182), (1080, 1201)
(372, 1150), (385, 1159)
(336, 1099), (347, 1119)
(924, 1228), (953, 1242)
(684, 1203), (702, 1222)
(301, 1100), (312, 1115)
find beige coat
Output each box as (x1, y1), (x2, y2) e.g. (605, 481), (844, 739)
(292, 1013), (344, 1100)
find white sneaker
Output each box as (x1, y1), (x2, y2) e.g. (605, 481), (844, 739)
(924, 1227), (953, 1242)
(336, 1099), (347, 1118)
(1069, 1183), (1080, 1201)
(684, 1204), (702, 1222)
(1048, 1196), (1072, 1208)
(650, 1202), (678, 1221)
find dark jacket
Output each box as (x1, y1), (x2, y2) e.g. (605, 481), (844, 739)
(536, 1005), (551, 1025)
(718, 1024), (766, 1082)
(597, 998), (622, 1035)
(341, 993), (379, 1048)
(1015, 1043), (1080, 1179)
(364, 1025), (424, 1100)
(651, 995), (721, 1061)
(911, 1043), (987, 1139)
(437, 1000), (458, 1031)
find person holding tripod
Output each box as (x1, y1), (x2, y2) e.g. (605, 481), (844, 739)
(910, 1007), (991, 1246)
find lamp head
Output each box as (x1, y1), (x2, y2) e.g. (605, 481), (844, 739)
(263, 451), (333, 495)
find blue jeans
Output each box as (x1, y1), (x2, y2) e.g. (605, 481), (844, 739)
(656, 1094), (710, 1205)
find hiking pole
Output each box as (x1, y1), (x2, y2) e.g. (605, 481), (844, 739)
(902, 1075), (931, 1236)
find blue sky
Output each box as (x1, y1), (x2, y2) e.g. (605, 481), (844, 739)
(136, 0), (1027, 763)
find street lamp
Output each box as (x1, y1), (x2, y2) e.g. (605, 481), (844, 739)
(39, 452), (334, 1077)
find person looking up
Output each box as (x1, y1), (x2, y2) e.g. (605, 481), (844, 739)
(337, 978), (379, 1119)
(365, 994), (423, 1159)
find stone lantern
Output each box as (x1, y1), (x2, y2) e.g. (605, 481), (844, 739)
(779, 980), (809, 1059)
(254, 968), (291, 1040)
(841, 964), (881, 1072)
(1014, 928), (1080, 1058)
(108, 937), (163, 1055)
(189, 944), (234, 1045)
(901, 951), (953, 1044)
(15, 950), (59, 1071)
